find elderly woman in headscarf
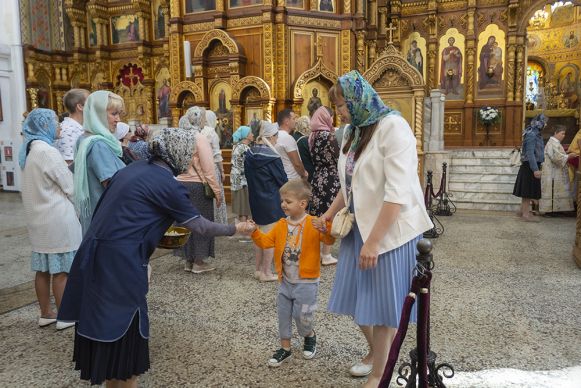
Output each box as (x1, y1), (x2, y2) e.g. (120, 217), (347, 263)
(58, 127), (251, 387)
(245, 120), (288, 282)
(177, 106), (222, 274)
(73, 90), (126, 235)
(127, 123), (151, 160)
(513, 113), (546, 221)
(309, 106), (341, 266)
(19, 108), (81, 331)
(203, 109), (228, 224)
(315, 71), (432, 387)
(231, 125), (254, 224)
(295, 115), (315, 182)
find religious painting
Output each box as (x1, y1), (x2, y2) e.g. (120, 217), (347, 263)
(89, 19), (97, 46)
(286, 0), (304, 8)
(301, 81), (330, 117)
(551, 2), (575, 27)
(153, 0), (167, 39)
(185, 0), (216, 13)
(477, 24), (506, 97)
(402, 32), (427, 80)
(527, 34), (541, 51)
(155, 67), (172, 119)
(3, 146), (12, 162)
(245, 107), (263, 127)
(111, 15), (140, 44)
(229, 0), (261, 8)
(210, 81), (233, 114)
(563, 30), (579, 49)
(318, 0), (334, 12)
(557, 64), (580, 109)
(438, 28), (465, 100)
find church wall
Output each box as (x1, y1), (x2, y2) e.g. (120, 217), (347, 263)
(228, 27), (263, 78)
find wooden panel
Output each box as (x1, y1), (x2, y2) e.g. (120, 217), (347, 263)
(229, 28), (262, 78)
(291, 30), (314, 84)
(319, 34), (338, 74)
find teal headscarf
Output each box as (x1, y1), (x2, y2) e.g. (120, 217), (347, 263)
(232, 126), (251, 143)
(338, 70), (398, 151)
(73, 90), (123, 220)
(19, 108), (58, 169)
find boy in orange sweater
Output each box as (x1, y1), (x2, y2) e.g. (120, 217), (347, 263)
(250, 179), (334, 367)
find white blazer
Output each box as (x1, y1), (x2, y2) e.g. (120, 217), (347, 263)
(337, 115), (433, 254)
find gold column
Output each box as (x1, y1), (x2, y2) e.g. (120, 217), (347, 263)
(275, 22), (287, 102)
(368, 40), (377, 65)
(356, 0), (364, 15)
(27, 88), (39, 109)
(506, 40), (516, 102)
(378, 8), (387, 37)
(73, 24), (81, 48)
(356, 31), (366, 73)
(369, 0), (377, 26)
(341, 30), (352, 75)
(427, 45), (437, 90)
(344, 0), (351, 14)
(465, 46), (475, 104)
(262, 13), (276, 93)
(515, 41), (525, 103)
(216, 0), (224, 12)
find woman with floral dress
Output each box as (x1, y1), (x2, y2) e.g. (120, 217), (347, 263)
(231, 125), (254, 222)
(309, 106), (341, 265)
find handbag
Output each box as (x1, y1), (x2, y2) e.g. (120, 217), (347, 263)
(331, 192), (354, 239)
(509, 147), (522, 167)
(192, 162), (216, 200)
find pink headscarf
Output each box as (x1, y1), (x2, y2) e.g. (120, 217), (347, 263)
(309, 106), (334, 150)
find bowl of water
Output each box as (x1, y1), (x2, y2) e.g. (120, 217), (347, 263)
(158, 226), (191, 249)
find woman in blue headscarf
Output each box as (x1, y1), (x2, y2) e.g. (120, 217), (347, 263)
(19, 108), (82, 330)
(513, 113), (546, 221)
(315, 71), (432, 387)
(231, 125), (254, 224)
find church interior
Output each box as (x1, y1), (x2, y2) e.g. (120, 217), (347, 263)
(0, 0), (580, 386)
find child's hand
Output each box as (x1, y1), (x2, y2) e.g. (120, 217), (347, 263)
(312, 217), (327, 232)
(235, 221), (256, 235)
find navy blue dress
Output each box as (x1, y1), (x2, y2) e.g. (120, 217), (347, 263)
(244, 144), (287, 225)
(59, 160), (199, 342)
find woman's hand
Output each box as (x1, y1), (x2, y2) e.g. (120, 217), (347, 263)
(533, 170), (542, 179)
(359, 240), (379, 270)
(235, 220), (256, 235)
(313, 213), (331, 232)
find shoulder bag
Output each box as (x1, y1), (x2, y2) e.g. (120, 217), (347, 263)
(331, 192), (354, 239)
(192, 162), (216, 200)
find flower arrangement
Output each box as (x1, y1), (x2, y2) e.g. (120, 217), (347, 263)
(478, 106), (501, 126)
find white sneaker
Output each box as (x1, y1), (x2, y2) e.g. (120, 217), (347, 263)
(38, 317), (57, 327)
(56, 321), (75, 331)
(349, 362), (373, 377)
(191, 262), (216, 274)
(321, 254), (338, 266)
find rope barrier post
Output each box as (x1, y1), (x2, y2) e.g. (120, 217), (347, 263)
(395, 239), (455, 387)
(434, 162), (457, 216)
(423, 171), (444, 238)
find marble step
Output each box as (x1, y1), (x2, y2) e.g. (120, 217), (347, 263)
(450, 149), (516, 159)
(454, 200), (520, 212)
(449, 181), (515, 192)
(450, 165), (519, 174)
(450, 190), (520, 203)
(450, 157), (517, 167)
(448, 172), (517, 183)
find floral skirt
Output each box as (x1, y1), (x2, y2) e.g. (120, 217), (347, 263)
(31, 251), (75, 274)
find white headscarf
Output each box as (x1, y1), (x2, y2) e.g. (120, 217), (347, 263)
(114, 122), (130, 140)
(258, 121), (279, 154)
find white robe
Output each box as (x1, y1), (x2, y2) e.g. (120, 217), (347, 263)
(539, 136), (574, 213)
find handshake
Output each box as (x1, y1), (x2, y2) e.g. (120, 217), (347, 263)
(235, 220), (257, 235)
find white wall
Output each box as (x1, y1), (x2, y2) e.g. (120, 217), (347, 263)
(0, 0), (27, 191)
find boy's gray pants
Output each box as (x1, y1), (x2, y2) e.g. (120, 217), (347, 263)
(277, 279), (318, 339)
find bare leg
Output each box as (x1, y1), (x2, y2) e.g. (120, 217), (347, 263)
(363, 325), (397, 388)
(35, 272), (55, 318)
(106, 376), (138, 388)
(521, 198), (532, 219)
(254, 244), (262, 275)
(261, 247), (275, 276)
(281, 338), (291, 350)
(359, 325), (374, 364)
(52, 273), (67, 310)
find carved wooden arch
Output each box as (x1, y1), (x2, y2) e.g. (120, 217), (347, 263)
(364, 45), (424, 89)
(292, 58), (338, 100)
(232, 76), (272, 101)
(193, 29), (240, 58)
(517, 0), (581, 34)
(170, 80), (204, 104)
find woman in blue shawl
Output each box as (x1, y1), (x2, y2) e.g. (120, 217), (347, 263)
(315, 71), (432, 387)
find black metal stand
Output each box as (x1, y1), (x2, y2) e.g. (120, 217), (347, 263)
(423, 171), (444, 238)
(396, 240), (455, 388)
(434, 163), (456, 217)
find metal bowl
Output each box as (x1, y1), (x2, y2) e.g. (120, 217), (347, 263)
(157, 226), (191, 249)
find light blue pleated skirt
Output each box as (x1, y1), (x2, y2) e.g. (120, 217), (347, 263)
(328, 222), (419, 327)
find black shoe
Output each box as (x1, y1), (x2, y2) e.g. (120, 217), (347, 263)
(268, 348), (292, 367)
(303, 333), (317, 359)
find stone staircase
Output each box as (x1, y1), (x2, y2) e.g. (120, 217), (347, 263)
(448, 149), (521, 212)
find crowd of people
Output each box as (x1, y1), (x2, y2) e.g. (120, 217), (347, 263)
(18, 71), (433, 388)
(513, 113), (579, 221)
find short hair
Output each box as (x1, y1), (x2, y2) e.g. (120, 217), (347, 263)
(63, 88), (89, 114)
(279, 179), (312, 201)
(553, 125), (567, 135)
(107, 92), (125, 113)
(277, 108), (294, 126)
(295, 116), (311, 136)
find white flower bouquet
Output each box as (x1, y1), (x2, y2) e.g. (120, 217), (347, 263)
(478, 106), (501, 126)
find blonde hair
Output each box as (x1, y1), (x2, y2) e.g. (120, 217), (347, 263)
(295, 116), (311, 136)
(63, 88), (89, 114)
(279, 179), (312, 201)
(107, 92), (125, 113)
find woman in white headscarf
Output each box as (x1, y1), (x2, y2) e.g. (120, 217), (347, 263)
(177, 106), (223, 274)
(203, 110), (228, 224)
